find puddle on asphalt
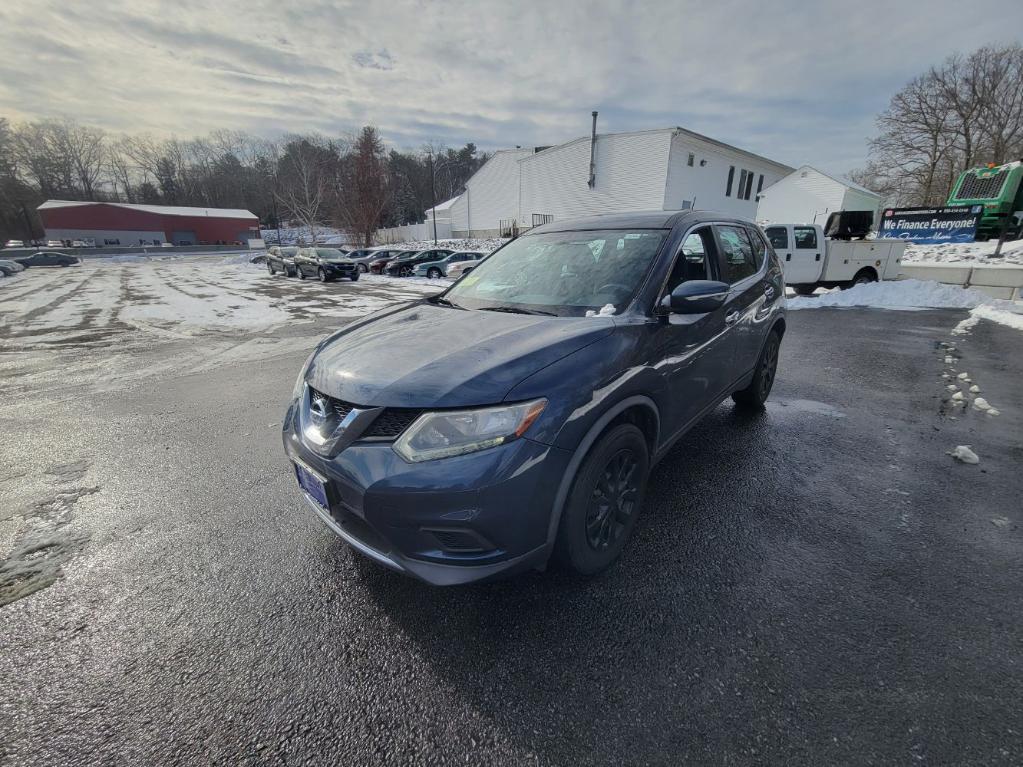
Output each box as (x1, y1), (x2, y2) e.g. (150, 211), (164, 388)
(0, 459), (95, 607)
(766, 398), (846, 418)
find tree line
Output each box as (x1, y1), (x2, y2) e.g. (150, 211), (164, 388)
(0, 118), (489, 245)
(851, 42), (1023, 206)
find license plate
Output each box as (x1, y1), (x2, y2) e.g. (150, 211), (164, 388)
(294, 462), (329, 510)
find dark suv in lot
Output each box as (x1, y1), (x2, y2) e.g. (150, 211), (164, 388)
(283, 210), (785, 584)
(294, 247), (359, 282)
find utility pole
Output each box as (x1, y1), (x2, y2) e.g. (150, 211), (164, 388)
(20, 204), (35, 245)
(429, 149), (438, 245)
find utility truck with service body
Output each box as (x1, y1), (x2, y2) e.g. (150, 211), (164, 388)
(764, 221), (906, 295)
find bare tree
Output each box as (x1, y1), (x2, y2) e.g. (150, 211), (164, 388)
(276, 137), (335, 244)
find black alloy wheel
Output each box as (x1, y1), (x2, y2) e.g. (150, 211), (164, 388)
(732, 330), (780, 408)
(585, 449), (640, 551)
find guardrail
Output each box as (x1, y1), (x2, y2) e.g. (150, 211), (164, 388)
(899, 262), (1023, 300)
(0, 244), (253, 258)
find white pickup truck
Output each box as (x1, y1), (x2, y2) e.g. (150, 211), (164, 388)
(763, 223), (906, 296)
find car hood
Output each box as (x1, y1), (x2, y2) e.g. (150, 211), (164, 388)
(305, 302), (615, 407)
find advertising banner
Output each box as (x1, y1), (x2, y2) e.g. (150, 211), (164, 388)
(877, 205), (981, 244)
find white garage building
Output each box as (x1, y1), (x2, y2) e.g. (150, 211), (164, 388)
(755, 165), (882, 226)
(442, 126), (793, 238)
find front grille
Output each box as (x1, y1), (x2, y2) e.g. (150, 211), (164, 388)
(365, 408), (423, 438)
(308, 387), (420, 440)
(954, 170), (1007, 201)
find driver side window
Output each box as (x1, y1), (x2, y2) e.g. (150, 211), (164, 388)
(664, 227), (715, 295)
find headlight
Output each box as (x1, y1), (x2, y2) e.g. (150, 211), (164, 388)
(393, 399), (547, 462)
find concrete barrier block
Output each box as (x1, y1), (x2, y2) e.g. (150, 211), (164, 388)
(898, 263), (972, 285)
(968, 285), (1017, 300)
(969, 265), (1023, 288)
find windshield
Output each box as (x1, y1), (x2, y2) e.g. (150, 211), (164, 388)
(315, 248), (346, 260)
(444, 229), (667, 316)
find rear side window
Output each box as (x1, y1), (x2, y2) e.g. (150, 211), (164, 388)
(716, 225), (757, 284)
(765, 226), (788, 250)
(794, 227), (818, 249)
(747, 227), (768, 270)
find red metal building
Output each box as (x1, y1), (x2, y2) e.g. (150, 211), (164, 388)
(37, 200), (260, 246)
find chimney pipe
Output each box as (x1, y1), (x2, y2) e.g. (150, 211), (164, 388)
(588, 111), (598, 188)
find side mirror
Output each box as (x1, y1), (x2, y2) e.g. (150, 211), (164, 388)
(662, 280), (730, 314)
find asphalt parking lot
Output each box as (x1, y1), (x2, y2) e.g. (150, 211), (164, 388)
(1, 259), (1021, 765)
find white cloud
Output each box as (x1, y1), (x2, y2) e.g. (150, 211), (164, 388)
(1, 0), (1020, 174)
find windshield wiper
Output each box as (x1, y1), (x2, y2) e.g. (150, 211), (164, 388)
(478, 305), (557, 317)
(429, 295), (465, 309)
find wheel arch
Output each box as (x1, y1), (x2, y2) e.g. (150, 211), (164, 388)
(543, 395), (660, 554)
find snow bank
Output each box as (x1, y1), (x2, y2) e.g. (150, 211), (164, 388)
(786, 278), (1023, 333)
(378, 237), (507, 254)
(903, 240), (1023, 266)
(786, 279), (988, 310)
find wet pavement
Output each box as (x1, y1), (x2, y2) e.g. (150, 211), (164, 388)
(1, 262), (1022, 765)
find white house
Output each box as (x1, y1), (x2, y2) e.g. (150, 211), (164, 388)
(756, 165), (882, 226)
(449, 148), (534, 236)
(444, 127), (793, 237)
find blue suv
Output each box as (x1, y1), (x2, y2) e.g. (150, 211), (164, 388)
(283, 211), (785, 584)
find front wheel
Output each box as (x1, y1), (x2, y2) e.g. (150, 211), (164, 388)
(732, 330), (780, 409)
(267, 262), (275, 275)
(401, 266), (412, 277)
(552, 423), (650, 575)
(297, 269), (305, 280)
(358, 263), (368, 273)
(350, 271), (359, 282)
(318, 268), (329, 283)
(427, 267), (442, 279)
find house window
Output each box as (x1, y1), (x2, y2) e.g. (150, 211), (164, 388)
(743, 171), (754, 200)
(687, 153), (695, 167)
(726, 166), (735, 197)
(737, 170), (748, 199)
(756, 174), (764, 197)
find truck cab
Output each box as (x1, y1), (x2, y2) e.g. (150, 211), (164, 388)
(765, 223), (905, 295)
(946, 160), (1023, 241)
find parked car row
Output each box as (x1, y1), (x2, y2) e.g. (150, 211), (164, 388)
(265, 245), (488, 282)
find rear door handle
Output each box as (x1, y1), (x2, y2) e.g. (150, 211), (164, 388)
(725, 310), (741, 325)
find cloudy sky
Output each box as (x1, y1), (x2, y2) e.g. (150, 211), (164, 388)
(1, 0), (1019, 174)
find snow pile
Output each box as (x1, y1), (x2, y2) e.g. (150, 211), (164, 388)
(787, 278), (1023, 333)
(376, 237), (507, 254)
(903, 240), (1023, 265)
(948, 445), (980, 464)
(786, 279), (989, 310)
(261, 226), (352, 246)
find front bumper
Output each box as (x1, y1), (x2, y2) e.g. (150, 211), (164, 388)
(282, 401), (571, 585)
(324, 263), (358, 278)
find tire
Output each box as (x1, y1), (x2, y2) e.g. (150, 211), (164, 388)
(552, 423), (650, 575)
(732, 330), (780, 409)
(267, 262), (275, 275)
(358, 263), (368, 273)
(843, 269), (877, 289)
(401, 266), (412, 277)
(297, 269), (305, 280)
(350, 271), (359, 282)
(318, 268), (329, 283)
(792, 284), (815, 296)
(427, 267), (442, 279)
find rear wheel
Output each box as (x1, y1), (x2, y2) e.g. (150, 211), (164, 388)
(844, 269), (877, 289)
(732, 330), (780, 409)
(427, 267), (442, 279)
(553, 423), (650, 575)
(792, 284), (815, 296)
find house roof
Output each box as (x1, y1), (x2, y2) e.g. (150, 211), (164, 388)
(38, 199), (258, 219)
(424, 196), (460, 216)
(520, 126), (794, 175)
(792, 165), (880, 198)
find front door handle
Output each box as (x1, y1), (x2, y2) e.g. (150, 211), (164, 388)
(725, 310), (741, 325)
